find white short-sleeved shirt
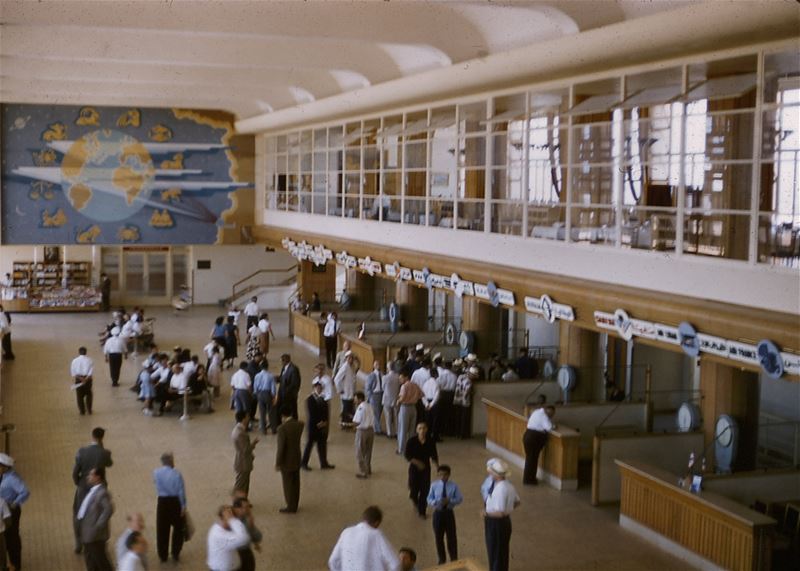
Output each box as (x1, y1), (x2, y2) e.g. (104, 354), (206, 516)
(244, 302), (259, 317)
(103, 336), (126, 355)
(71, 355), (94, 378)
(484, 479), (520, 515)
(410, 367), (430, 389)
(352, 402), (374, 430)
(527, 407), (554, 432)
(230, 369), (251, 390)
(328, 521), (399, 571)
(313, 374), (334, 401)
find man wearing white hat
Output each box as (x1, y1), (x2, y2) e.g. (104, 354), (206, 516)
(0, 453), (29, 571)
(102, 327), (127, 387)
(482, 458), (520, 571)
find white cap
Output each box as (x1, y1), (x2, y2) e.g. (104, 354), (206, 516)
(466, 353), (477, 362)
(0, 453), (14, 467)
(415, 343), (425, 351)
(432, 352), (442, 361)
(487, 458), (510, 477)
(468, 366), (480, 376)
(453, 358), (463, 366)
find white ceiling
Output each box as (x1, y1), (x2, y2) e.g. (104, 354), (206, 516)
(0, 0), (699, 120)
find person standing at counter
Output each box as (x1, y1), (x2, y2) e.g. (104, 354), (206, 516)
(523, 405), (555, 486)
(452, 367), (476, 439)
(323, 312), (340, 369)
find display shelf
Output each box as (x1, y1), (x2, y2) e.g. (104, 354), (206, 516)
(28, 286), (101, 312)
(12, 261), (92, 288)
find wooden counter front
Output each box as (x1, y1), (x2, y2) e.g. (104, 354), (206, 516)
(291, 311), (325, 355)
(483, 398), (579, 491)
(617, 460), (776, 571)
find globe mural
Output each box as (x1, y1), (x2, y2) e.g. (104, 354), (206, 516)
(61, 129), (155, 222)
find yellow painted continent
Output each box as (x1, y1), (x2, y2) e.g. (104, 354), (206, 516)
(61, 138), (88, 179)
(42, 208), (67, 227)
(69, 184), (93, 211)
(112, 166), (145, 205)
(150, 209), (174, 228)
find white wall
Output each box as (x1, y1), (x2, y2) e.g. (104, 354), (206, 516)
(525, 313), (559, 348)
(759, 372), (800, 422)
(631, 343), (692, 411)
(190, 246), (296, 305)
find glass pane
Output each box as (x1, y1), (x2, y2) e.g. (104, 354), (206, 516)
(328, 125), (344, 148)
(687, 54), (758, 111)
(684, 164), (752, 211)
(571, 121), (619, 163)
(764, 50), (800, 105)
(529, 205), (566, 240)
(171, 250), (187, 293)
(363, 172), (379, 196)
(345, 147), (360, 171)
(344, 195), (359, 218)
(458, 168), (485, 199)
(404, 199), (427, 225)
(277, 135), (287, 152)
(328, 194), (342, 216)
(570, 206), (617, 244)
(758, 214), (800, 267)
(383, 172), (402, 223)
(125, 253), (144, 295)
(313, 128), (327, 149)
(345, 174), (360, 195)
(684, 212), (750, 260)
(294, 192), (311, 213)
(529, 117), (565, 204)
(458, 200), (485, 231)
(405, 171), (426, 198)
(101, 249), (120, 291)
(362, 197), (380, 220)
(459, 101), (487, 134)
(459, 136), (485, 167)
(491, 167), (524, 200)
(572, 77), (621, 119)
(491, 202), (524, 236)
(621, 208), (677, 251)
(431, 139), (456, 200)
(760, 161), (799, 220)
(430, 199), (454, 228)
(300, 151), (312, 172)
(148, 253), (167, 296)
(363, 146), (379, 170)
(570, 165), (617, 206)
(404, 141), (427, 169)
(363, 119), (380, 145)
(313, 151), (326, 172)
(312, 173), (327, 215)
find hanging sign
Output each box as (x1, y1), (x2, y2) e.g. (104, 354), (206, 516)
(335, 250), (357, 269)
(357, 256), (382, 276)
(524, 295), (575, 323)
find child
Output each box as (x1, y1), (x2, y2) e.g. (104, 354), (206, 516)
(426, 464), (463, 564)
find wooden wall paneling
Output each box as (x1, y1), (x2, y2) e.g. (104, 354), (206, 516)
(345, 268), (375, 310)
(254, 227), (800, 355)
(461, 297), (502, 358)
(292, 311), (325, 354)
(559, 322), (601, 402)
(299, 260), (335, 303)
(395, 280), (429, 331)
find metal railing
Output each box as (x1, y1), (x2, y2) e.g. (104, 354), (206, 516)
(229, 266), (297, 304)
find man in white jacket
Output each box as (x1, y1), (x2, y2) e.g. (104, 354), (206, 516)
(207, 505), (250, 571)
(328, 506), (399, 571)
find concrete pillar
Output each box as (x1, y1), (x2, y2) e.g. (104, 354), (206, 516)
(461, 297), (502, 358)
(700, 360), (759, 471)
(299, 260), (335, 303)
(395, 281), (429, 331)
(558, 323), (600, 403)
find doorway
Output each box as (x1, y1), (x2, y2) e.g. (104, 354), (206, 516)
(102, 246), (189, 306)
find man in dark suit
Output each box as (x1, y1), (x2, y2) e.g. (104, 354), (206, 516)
(278, 354), (301, 420)
(77, 466), (114, 571)
(300, 380), (335, 470)
(73, 427), (113, 554)
(275, 406), (304, 513)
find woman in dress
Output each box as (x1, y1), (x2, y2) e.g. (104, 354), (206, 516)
(224, 315), (239, 368)
(207, 345), (222, 398)
(245, 323), (261, 361)
(257, 313), (276, 356)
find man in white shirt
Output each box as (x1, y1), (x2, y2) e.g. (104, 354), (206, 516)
(230, 362), (253, 416)
(422, 375), (442, 442)
(115, 512), (145, 566)
(436, 359), (458, 438)
(243, 297), (259, 330)
(102, 327), (127, 387)
(410, 360), (431, 389)
(206, 505), (250, 571)
(523, 405), (555, 486)
(71, 346), (94, 415)
(381, 364), (400, 438)
(312, 364), (335, 403)
(323, 312), (341, 369)
(482, 459), (520, 571)
(328, 506), (400, 571)
(117, 530), (147, 571)
(348, 392), (374, 478)
(333, 352), (357, 425)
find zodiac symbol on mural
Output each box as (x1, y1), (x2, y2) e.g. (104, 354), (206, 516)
(76, 225), (102, 243)
(28, 181), (55, 200)
(32, 149), (57, 166)
(160, 188), (182, 203)
(160, 153), (184, 169)
(148, 124), (173, 142)
(150, 209), (174, 228)
(117, 108), (141, 128)
(76, 107), (101, 126)
(41, 122), (67, 141)
(117, 225), (141, 242)
(41, 208), (67, 227)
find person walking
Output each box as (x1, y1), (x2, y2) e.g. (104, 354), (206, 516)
(334, 352), (357, 425)
(257, 313), (276, 356)
(523, 405), (556, 485)
(77, 467), (114, 571)
(70, 346), (94, 415)
(206, 506), (250, 571)
(230, 362), (253, 416)
(243, 297), (259, 331)
(381, 363), (400, 438)
(102, 327), (126, 387)
(301, 380), (335, 470)
(73, 428), (113, 554)
(278, 354), (301, 420)
(253, 361), (277, 435)
(396, 370), (422, 455)
(322, 312), (340, 369)
(117, 531), (147, 571)
(232, 496), (262, 571)
(364, 361), (384, 434)
(0, 453), (29, 571)
(328, 506), (399, 571)
(115, 513), (145, 567)
(427, 464), (463, 564)
(275, 406), (304, 513)
(483, 459), (520, 571)
(153, 452), (186, 563)
(349, 391), (374, 478)
(404, 421), (438, 519)
(232, 412), (259, 495)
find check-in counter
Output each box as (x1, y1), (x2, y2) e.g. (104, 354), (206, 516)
(291, 310), (325, 355)
(617, 460), (776, 571)
(340, 330), (457, 372)
(483, 398), (579, 491)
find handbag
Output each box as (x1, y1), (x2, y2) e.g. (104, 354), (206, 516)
(183, 510), (195, 541)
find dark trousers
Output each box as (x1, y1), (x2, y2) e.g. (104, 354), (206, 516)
(281, 469), (300, 512)
(484, 515), (512, 571)
(433, 508), (458, 563)
(2, 332), (13, 358)
(256, 392), (274, 433)
(107, 353), (122, 385)
(83, 540), (112, 571)
(523, 429), (548, 484)
(408, 465), (431, 516)
(302, 429), (329, 467)
(5, 505), (21, 570)
(76, 379), (93, 415)
(324, 336), (337, 368)
(156, 496), (184, 562)
(246, 316), (258, 330)
(237, 546), (255, 571)
(455, 405), (471, 439)
(341, 399), (354, 423)
(233, 389), (253, 415)
(439, 390), (454, 436)
(427, 402), (442, 441)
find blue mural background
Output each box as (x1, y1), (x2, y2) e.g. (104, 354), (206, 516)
(1, 103), (249, 244)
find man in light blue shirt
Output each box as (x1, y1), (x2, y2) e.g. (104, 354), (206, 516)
(0, 453), (29, 571)
(253, 361), (277, 434)
(426, 464), (463, 564)
(152, 452), (186, 563)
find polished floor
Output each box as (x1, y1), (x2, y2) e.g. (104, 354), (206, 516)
(0, 306), (687, 570)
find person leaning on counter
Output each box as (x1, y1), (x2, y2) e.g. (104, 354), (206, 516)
(523, 405), (555, 486)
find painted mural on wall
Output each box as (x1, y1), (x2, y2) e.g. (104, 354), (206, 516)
(2, 104), (252, 244)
